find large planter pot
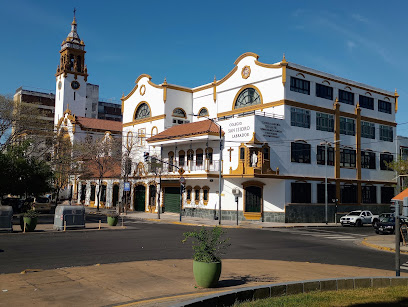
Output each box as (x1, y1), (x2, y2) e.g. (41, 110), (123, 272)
(193, 260), (222, 288)
(20, 216), (38, 232)
(107, 216), (118, 226)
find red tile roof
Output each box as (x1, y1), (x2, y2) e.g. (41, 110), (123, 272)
(392, 188), (408, 201)
(76, 116), (122, 133)
(147, 120), (223, 143)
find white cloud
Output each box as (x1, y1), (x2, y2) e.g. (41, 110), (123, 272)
(351, 14), (369, 24)
(347, 41), (356, 51)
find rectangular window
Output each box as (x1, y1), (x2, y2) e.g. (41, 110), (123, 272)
(290, 77), (310, 95)
(291, 142), (311, 163)
(362, 186), (377, 204)
(340, 117), (355, 136)
(361, 121), (375, 139)
(240, 148), (245, 160)
(340, 148), (356, 168)
(361, 151), (376, 169)
(316, 83), (333, 100)
(379, 125), (393, 142)
(187, 189), (191, 201)
(378, 100), (392, 114)
(359, 95), (374, 110)
(317, 184), (336, 203)
(290, 107), (310, 128)
(195, 189), (200, 201)
(263, 147), (269, 160)
(341, 185), (357, 204)
(338, 89), (354, 105)
(380, 153), (393, 170)
(203, 189), (208, 201)
(291, 182), (311, 203)
(381, 186), (395, 203)
(401, 147), (408, 161)
(316, 145), (334, 165)
(316, 112), (334, 132)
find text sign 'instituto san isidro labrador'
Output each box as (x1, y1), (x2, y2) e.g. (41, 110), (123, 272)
(224, 115), (283, 143)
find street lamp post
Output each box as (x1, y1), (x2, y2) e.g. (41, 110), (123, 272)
(218, 123), (222, 225)
(325, 140), (340, 224)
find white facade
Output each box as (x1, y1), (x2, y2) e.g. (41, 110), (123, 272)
(121, 52), (399, 222)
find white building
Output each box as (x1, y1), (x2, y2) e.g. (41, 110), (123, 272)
(121, 52), (399, 222)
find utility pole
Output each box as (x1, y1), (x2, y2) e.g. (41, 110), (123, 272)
(395, 201), (400, 276)
(218, 123), (222, 225)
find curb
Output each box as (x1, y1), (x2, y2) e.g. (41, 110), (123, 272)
(361, 238), (408, 255)
(169, 276), (408, 307)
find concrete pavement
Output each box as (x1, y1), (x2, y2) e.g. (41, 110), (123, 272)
(2, 210), (407, 306)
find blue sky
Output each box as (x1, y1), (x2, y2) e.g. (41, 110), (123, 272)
(1, 1), (407, 134)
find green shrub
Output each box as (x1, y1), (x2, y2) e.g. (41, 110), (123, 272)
(106, 211), (119, 218)
(23, 209), (38, 218)
(182, 226), (230, 263)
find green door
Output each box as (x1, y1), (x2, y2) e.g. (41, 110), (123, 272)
(164, 187), (180, 213)
(245, 186), (262, 213)
(134, 185), (146, 211)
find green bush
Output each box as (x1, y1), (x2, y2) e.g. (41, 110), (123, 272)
(182, 226), (230, 263)
(23, 209), (38, 218)
(106, 211), (119, 218)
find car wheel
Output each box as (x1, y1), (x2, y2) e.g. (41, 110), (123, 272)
(356, 220), (362, 227)
(375, 229), (379, 234)
(341, 223), (345, 227)
(373, 220), (379, 228)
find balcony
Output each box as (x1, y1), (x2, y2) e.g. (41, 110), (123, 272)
(150, 159), (220, 175)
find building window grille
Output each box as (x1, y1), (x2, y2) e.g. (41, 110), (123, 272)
(359, 95), (374, 110)
(172, 108), (186, 118)
(340, 117), (355, 136)
(240, 147), (245, 160)
(234, 88), (261, 109)
(291, 142), (311, 163)
(178, 151), (185, 167)
(317, 184), (336, 203)
(381, 186), (395, 203)
(340, 148), (356, 168)
(316, 112), (334, 132)
(361, 151), (376, 169)
(135, 103), (151, 119)
(317, 145), (334, 165)
(362, 186), (377, 203)
(378, 100), (392, 114)
(380, 153), (394, 170)
(338, 89), (354, 105)
(341, 185), (357, 203)
(291, 107), (310, 128)
(379, 125), (393, 142)
(196, 149), (203, 166)
(361, 121), (375, 139)
(291, 182), (311, 203)
(316, 83), (333, 100)
(290, 77), (310, 95)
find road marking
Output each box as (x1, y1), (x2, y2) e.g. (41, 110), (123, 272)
(267, 228), (365, 242)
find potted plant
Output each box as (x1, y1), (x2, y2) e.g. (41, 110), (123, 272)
(20, 209), (39, 232)
(106, 212), (119, 226)
(182, 226), (230, 288)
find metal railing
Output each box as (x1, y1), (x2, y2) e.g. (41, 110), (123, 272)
(218, 110), (284, 121)
(152, 160), (221, 174)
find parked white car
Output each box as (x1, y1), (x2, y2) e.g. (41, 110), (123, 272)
(340, 210), (373, 227)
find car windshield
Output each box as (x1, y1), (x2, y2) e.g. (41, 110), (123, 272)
(36, 197), (49, 203)
(380, 216), (394, 223)
(347, 211), (360, 216)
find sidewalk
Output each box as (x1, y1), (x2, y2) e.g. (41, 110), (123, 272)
(121, 210), (340, 229)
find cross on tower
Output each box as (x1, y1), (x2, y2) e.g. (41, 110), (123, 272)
(73, 8), (76, 17)
(227, 147), (234, 162)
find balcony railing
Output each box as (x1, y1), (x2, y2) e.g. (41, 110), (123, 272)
(150, 159), (220, 174)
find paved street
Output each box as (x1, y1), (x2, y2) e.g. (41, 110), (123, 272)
(0, 218), (404, 274)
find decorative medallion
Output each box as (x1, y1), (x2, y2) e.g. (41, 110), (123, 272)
(140, 84), (146, 96)
(241, 66), (251, 79)
(71, 80), (80, 90)
(58, 81), (62, 90)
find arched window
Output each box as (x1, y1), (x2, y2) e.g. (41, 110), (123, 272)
(168, 151), (174, 172)
(196, 149), (203, 166)
(234, 87), (261, 109)
(202, 186), (209, 205)
(186, 186), (192, 204)
(179, 150), (185, 167)
(194, 186), (201, 204)
(187, 149), (194, 163)
(198, 108), (209, 117)
(135, 103), (151, 119)
(172, 108), (186, 118)
(205, 148), (213, 164)
(151, 126), (158, 137)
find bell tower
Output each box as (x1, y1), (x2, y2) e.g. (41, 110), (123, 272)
(55, 10), (88, 126)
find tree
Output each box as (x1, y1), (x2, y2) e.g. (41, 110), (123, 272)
(74, 133), (122, 211)
(386, 157), (408, 193)
(0, 94), (53, 155)
(0, 141), (53, 198)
